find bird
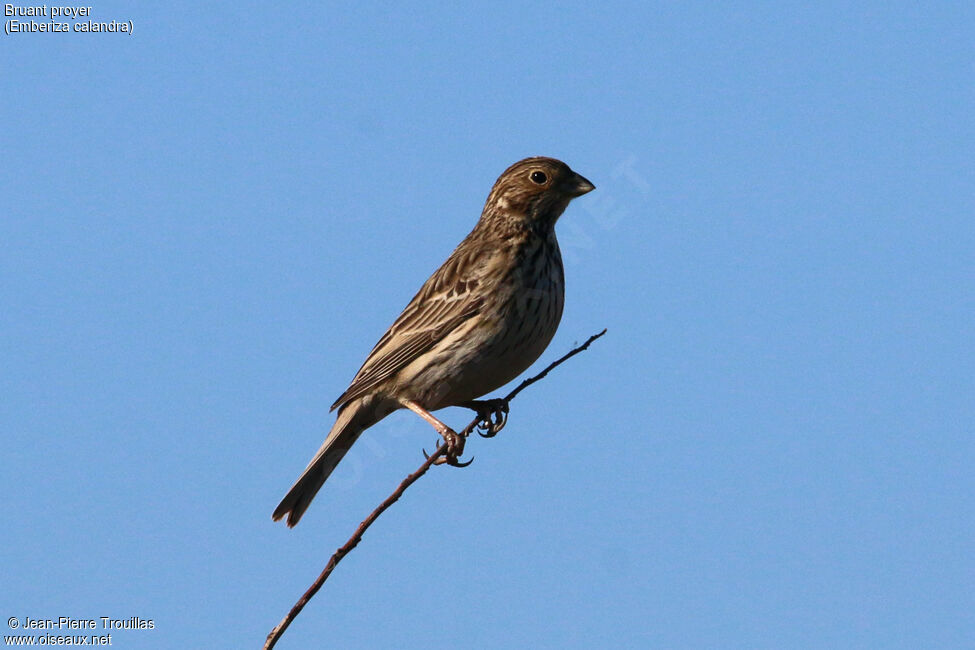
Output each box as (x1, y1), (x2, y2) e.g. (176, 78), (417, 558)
(273, 157), (594, 527)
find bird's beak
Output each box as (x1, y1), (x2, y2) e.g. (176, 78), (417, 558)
(567, 173), (595, 197)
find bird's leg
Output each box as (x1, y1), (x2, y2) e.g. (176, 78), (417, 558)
(401, 399), (472, 467)
(461, 398), (509, 438)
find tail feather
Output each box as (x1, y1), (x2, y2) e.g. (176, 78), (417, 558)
(273, 402), (370, 527)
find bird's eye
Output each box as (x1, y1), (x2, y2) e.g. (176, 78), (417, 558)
(529, 171), (548, 185)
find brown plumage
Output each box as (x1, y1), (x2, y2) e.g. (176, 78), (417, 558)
(273, 157), (594, 526)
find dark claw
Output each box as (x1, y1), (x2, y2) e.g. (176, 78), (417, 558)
(422, 437), (446, 460)
(465, 399), (509, 438)
(478, 406), (508, 438)
(433, 451), (473, 467)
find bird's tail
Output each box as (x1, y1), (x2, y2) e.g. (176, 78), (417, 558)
(272, 400), (374, 527)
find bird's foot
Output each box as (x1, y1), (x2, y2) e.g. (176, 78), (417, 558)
(438, 427), (472, 466)
(423, 426), (473, 467)
(404, 398), (472, 468)
(463, 398), (509, 438)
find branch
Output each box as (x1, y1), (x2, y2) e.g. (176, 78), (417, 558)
(265, 329), (607, 649)
(503, 328), (607, 403)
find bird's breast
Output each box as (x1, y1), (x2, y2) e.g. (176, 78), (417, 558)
(440, 238), (565, 406)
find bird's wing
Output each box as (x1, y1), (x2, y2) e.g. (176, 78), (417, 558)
(330, 242), (488, 411)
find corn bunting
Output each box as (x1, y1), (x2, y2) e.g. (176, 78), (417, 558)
(273, 157), (594, 526)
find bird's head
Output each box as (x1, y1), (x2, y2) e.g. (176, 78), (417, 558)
(481, 157), (595, 232)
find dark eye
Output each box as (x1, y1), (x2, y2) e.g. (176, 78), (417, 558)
(529, 171), (548, 185)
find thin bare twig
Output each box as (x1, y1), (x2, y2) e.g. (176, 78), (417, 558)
(504, 328), (607, 403)
(264, 329), (607, 649)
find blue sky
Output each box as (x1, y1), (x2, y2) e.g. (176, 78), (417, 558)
(2, 2), (973, 648)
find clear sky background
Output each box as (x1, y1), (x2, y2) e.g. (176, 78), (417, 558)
(2, 2), (973, 649)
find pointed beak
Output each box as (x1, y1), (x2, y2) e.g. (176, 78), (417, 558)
(567, 172), (595, 197)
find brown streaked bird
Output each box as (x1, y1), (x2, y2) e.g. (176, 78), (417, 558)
(273, 157), (594, 527)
